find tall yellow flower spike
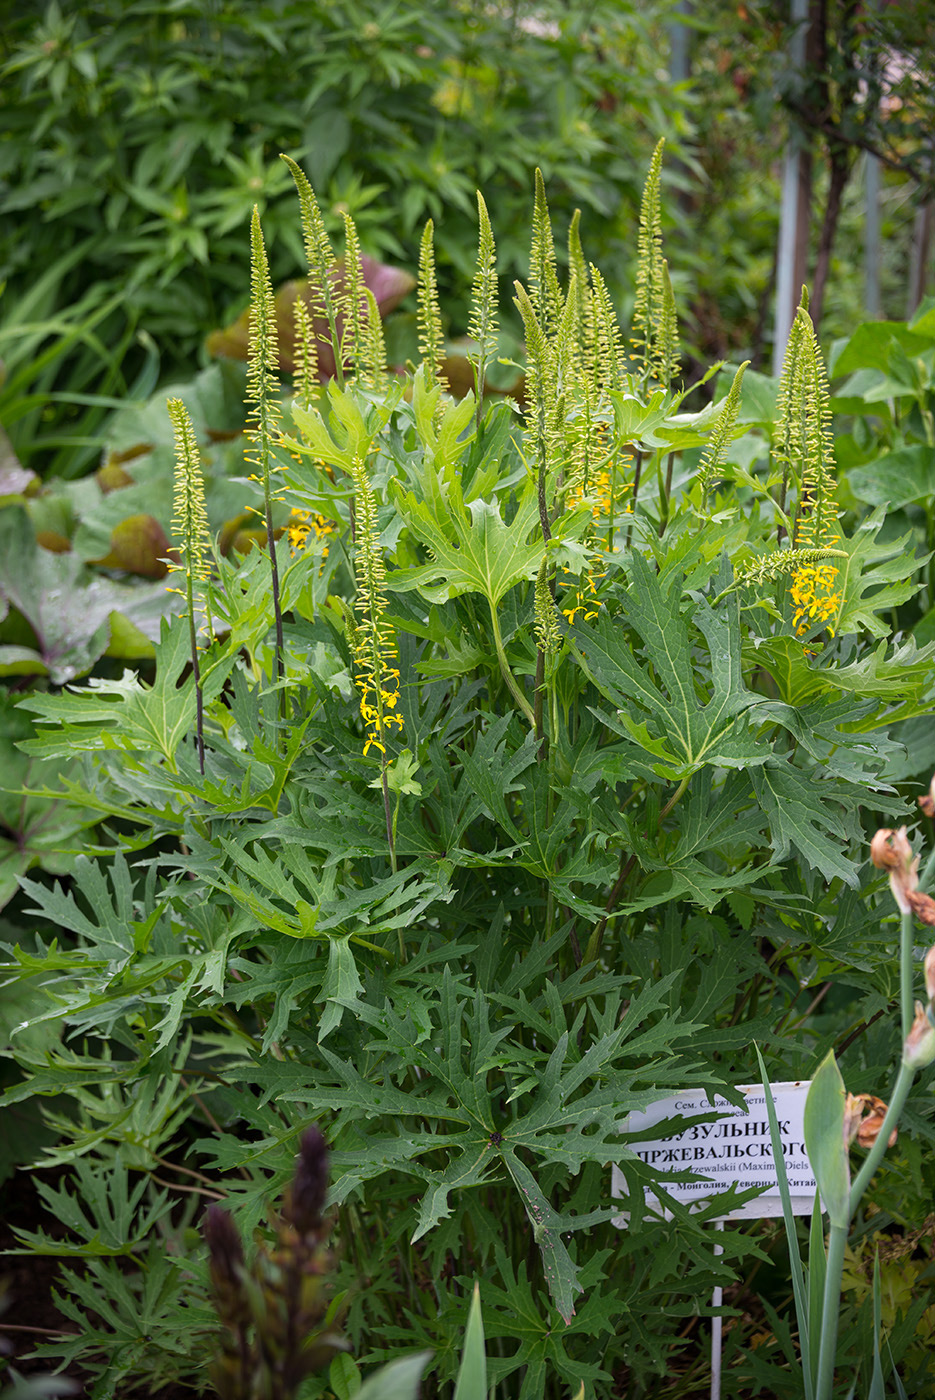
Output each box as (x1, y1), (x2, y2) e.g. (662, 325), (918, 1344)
(777, 294), (842, 637)
(350, 456), (402, 757)
(166, 397), (211, 597)
(246, 205), (285, 684)
(166, 395), (212, 773)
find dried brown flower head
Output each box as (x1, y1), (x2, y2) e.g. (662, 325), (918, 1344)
(904, 1001), (935, 1070)
(870, 827), (920, 915)
(908, 890), (935, 927)
(843, 1093), (897, 1150)
(925, 944), (935, 1005)
(918, 774), (935, 819)
(870, 826), (914, 873)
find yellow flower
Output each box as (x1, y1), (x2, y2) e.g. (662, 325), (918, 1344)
(287, 506), (335, 569)
(789, 559), (841, 635)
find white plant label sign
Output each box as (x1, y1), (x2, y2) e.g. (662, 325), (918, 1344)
(612, 1081), (817, 1223)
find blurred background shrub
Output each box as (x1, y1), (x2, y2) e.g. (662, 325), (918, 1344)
(2, 0), (933, 480)
(0, 0), (673, 473)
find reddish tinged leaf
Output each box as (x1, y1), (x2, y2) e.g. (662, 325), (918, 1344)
(35, 531), (72, 554)
(94, 513), (171, 579)
(0, 507), (181, 683)
(206, 259), (416, 377)
(0, 449), (37, 502)
(96, 460), (136, 493)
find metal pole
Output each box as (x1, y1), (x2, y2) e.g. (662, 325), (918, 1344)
(865, 152), (881, 318)
(773, 0), (811, 375)
(710, 1218), (725, 1400)
(907, 178), (934, 318)
(669, 1), (692, 86)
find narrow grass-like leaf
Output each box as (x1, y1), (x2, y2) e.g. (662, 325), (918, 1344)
(756, 1044), (813, 1400)
(453, 1283), (487, 1400)
(868, 1250), (885, 1400)
(807, 1197), (825, 1398)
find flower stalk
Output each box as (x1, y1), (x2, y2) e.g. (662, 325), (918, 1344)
(469, 190), (498, 429)
(349, 455), (403, 870)
(247, 205), (285, 698)
(166, 395), (212, 774)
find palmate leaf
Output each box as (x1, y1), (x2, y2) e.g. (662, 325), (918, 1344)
(28, 1244), (213, 1398)
(567, 553), (766, 781)
(0, 1038), (146, 1110)
(210, 535), (339, 660)
(459, 741), (617, 914)
(594, 769), (771, 914)
(17, 850), (157, 968)
(618, 851), (768, 916)
(492, 983), (704, 1323)
(318, 936), (364, 1042)
(750, 762), (862, 887)
(10, 1158), (174, 1257)
(819, 636), (935, 730)
(753, 690), (901, 781)
(289, 379), (401, 474)
(456, 715), (539, 844)
(195, 828), (449, 939)
(273, 969), (701, 1324)
(478, 1247), (618, 1400)
(18, 615), (233, 764)
(744, 635), (837, 707)
(388, 470), (544, 608)
(834, 506), (931, 639)
(408, 372), (477, 480)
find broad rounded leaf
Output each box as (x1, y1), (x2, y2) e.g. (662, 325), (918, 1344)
(94, 513), (171, 579)
(804, 1050), (849, 1229)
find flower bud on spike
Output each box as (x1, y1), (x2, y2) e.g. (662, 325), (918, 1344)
(919, 773), (935, 819)
(870, 827), (919, 915)
(904, 1001), (935, 1070)
(925, 944), (935, 1005)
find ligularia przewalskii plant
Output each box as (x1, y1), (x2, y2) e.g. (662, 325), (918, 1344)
(9, 141), (935, 1400)
(189, 119), (907, 1226)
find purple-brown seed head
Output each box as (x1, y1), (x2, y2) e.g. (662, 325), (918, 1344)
(203, 1204), (248, 1327)
(283, 1126), (329, 1235)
